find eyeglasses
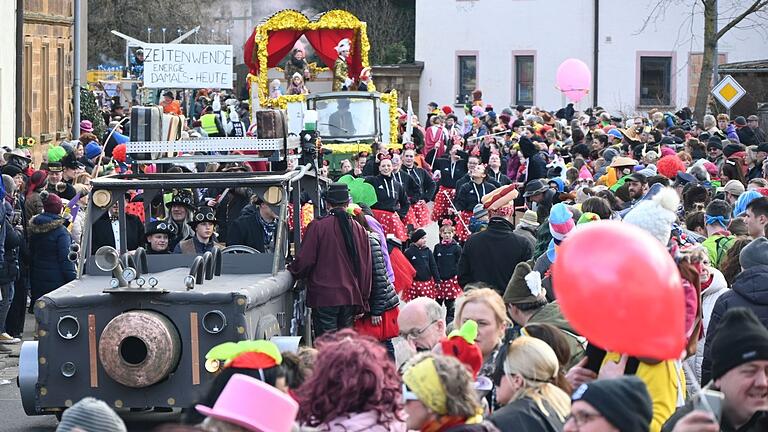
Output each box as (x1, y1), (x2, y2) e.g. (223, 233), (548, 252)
(402, 384), (419, 402)
(565, 411), (604, 427)
(194, 212), (216, 222)
(399, 320), (438, 340)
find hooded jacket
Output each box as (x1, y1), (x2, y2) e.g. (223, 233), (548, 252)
(458, 217), (533, 294)
(368, 233), (399, 316)
(701, 265), (768, 383)
(28, 212), (76, 302)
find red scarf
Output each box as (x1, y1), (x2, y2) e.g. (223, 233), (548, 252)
(421, 416), (471, 432)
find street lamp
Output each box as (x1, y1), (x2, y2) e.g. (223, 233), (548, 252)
(226, 28), (230, 45)
(162, 27), (167, 43)
(147, 27), (152, 43)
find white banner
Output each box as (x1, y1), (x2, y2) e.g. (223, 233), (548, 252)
(142, 43), (233, 89)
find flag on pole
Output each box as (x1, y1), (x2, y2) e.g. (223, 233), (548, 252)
(64, 193), (81, 232)
(403, 96), (414, 144)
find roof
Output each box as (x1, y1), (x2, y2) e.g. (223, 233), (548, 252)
(718, 59), (768, 73)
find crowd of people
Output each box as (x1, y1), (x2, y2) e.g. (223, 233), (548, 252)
(9, 85), (768, 432)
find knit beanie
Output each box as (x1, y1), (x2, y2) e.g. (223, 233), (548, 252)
(733, 190), (762, 217)
(710, 308), (768, 380)
(549, 203), (575, 241)
(85, 141), (103, 159)
(55, 397), (127, 432)
(40, 191), (63, 215)
(571, 376), (652, 432)
(2, 174), (15, 198)
(623, 187), (679, 245)
(739, 237), (768, 269)
(28, 170), (48, 196)
(723, 143), (745, 158)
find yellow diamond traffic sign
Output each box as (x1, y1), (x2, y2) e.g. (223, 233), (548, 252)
(712, 75), (746, 109)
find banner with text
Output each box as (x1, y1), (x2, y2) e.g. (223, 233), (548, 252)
(143, 43), (233, 89)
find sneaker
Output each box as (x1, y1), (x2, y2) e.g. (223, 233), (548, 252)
(0, 333), (20, 344)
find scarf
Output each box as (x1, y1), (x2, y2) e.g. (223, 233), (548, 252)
(259, 214), (277, 245)
(421, 416), (474, 432)
(330, 208), (359, 275)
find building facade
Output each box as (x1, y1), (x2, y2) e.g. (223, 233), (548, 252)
(0, 1), (17, 149)
(21, 0), (74, 152)
(415, 0), (768, 116)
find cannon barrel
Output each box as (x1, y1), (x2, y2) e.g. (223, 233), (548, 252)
(98, 310), (181, 388)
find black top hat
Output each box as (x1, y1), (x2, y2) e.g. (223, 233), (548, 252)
(165, 189), (195, 210)
(47, 162), (63, 173)
(145, 219), (177, 237)
(322, 183), (350, 205)
(188, 206), (218, 228)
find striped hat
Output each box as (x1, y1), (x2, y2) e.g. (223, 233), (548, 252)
(56, 397), (127, 432)
(549, 203), (575, 241)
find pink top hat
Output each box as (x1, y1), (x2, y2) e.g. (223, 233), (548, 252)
(196, 373), (298, 432)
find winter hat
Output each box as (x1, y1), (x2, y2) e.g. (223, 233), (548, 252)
(85, 141), (102, 159)
(710, 308), (768, 380)
(656, 155), (686, 179)
(41, 191), (63, 215)
(549, 203), (575, 241)
(723, 179), (745, 197)
(571, 376), (652, 432)
(472, 203), (488, 219)
(733, 190), (762, 217)
(2, 174), (15, 197)
(723, 142), (746, 158)
(734, 116), (747, 126)
(47, 146), (67, 163)
(56, 397), (127, 432)
(602, 147), (619, 165)
(1, 164), (23, 178)
(79, 120), (94, 133)
(503, 261), (545, 305)
(27, 170), (48, 195)
(518, 210), (539, 228)
(706, 136), (723, 150)
(637, 164), (658, 178)
(410, 229), (427, 243)
(702, 161), (719, 178)
(739, 237), (768, 269)
(623, 187), (679, 245)
(660, 146), (676, 158)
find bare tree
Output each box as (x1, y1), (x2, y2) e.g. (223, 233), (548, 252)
(641, 0), (768, 120)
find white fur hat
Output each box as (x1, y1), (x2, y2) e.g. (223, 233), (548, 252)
(622, 187), (680, 246)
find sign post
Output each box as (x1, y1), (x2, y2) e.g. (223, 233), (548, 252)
(142, 43), (234, 89)
(711, 75), (746, 117)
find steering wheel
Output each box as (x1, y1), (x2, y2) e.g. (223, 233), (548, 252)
(221, 245), (261, 254)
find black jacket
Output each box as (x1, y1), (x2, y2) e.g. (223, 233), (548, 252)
(737, 126), (759, 146)
(0, 218), (21, 285)
(402, 165), (436, 202)
(662, 399), (768, 432)
(526, 152), (548, 184)
(28, 213), (76, 302)
(366, 174), (410, 218)
(433, 156), (468, 189)
(404, 245), (440, 282)
(213, 188), (252, 244)
(456, 175), (501, 197)
(702, 265), (768, 383)
(486, 169), (512, 186)
(434, 241), (461, 280)
(392, 170), (416, 201)
(90, 213), (145, 254)
(458, 217), (533, 294)
(455, 181), (497, 212)
(227, 204), (268, 252)
(489, 397), (565, 432)
(368, 233), (399, 316)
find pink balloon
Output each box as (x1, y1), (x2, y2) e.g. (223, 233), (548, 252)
(556, 59), (591, 103)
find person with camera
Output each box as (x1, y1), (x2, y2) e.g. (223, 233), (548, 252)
(662, 308), (768, 432)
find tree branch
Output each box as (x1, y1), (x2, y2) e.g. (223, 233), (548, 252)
(717, 0), (768, 39)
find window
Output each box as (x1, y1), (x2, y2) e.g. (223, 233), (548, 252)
(57, 45), (65, 132)
(456, 55), (477, 106)
(41, 44), (50, 134)
(639, 56), (671, 106)
(515, 55), (534, 106)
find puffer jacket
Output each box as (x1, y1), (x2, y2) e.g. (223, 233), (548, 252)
(701, 265), (768, 383)
(368, 233), (399, 316)
(684, 268), (728, 395)
(28, 212), (76, 302)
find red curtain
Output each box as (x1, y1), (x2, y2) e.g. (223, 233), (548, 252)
(305, 29), (363, 80)
(243, 29), (304, 75)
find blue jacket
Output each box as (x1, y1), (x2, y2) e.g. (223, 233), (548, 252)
(28, 213), (76, 301)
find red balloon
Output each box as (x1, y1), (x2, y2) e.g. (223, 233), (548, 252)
(552, 221), (685, 360)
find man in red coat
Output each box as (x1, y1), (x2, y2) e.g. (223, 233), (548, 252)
(288, 183), (372, 337)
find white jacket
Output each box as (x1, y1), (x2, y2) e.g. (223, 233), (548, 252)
(685, 268), (728, 394)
